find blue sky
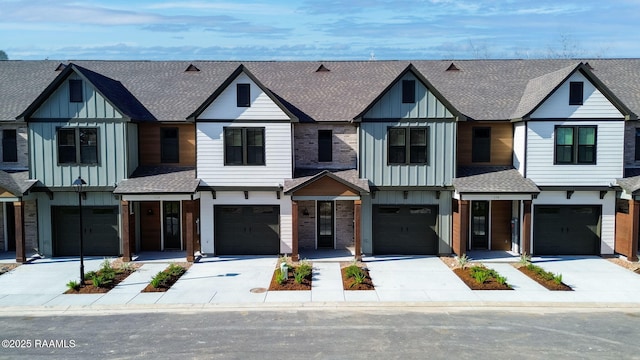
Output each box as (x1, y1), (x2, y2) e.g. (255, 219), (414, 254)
(2, 0), (639, 60)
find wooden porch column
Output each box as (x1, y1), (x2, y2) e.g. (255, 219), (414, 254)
(14, 201), (25, 263)
(628, 200), (639, 262)
(291, 200), (299, 261)
(354, 199), (362, 261)
(121, 200), (132, 262)
(184, 200), (195, 262)
(457, 200), (469, 256)
(522, 200), (532, 255)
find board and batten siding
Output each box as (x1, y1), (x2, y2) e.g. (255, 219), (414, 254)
(29, 121), (130, 187)
(525, 120), (624, 186)
(197, 122), (292, 187)
(198, 191), (292, 255)
(198, 73), (290, 121)
(513, 122), (526, 177)
(32, 73), (124, 120)
(35, 191), (121, 257)
(530, 72), (623, 119)
(360, 120), (456, 187)
(363, 73), (453, 119)
(531, 190), (615, 254)
(127, 123), (138, 178)
(360, 190), (452, 254)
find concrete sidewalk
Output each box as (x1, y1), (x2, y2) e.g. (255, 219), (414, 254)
(0, 255), (639, 310)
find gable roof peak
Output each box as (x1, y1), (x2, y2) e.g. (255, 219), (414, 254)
(315, 64), (330, 72)
(55, 63), (66, 71)
(446, 62), (460, 71)
(185, 63), (200, 72)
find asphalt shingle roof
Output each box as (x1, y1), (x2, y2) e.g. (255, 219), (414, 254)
(0, 171), (38, 197)
(453, 167), (540, 194)
(284, 169), (369, 194)
(4, 59), (640, 123)
(114, 166), (199, 194)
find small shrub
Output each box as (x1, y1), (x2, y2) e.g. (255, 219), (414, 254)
(85, 270), (97, 281)
(496, 275), (508, 285)
(525, 263), (564, 285)
(66, 280), (80, 291)
(519, 252), (532, 266)
(345, 264), (363, 279)
(150, 271), (171, 288)
(350, 271), (367, 287)
(278, 255), (291, 265)
(166, 263), (186, 277)
(296, 260), (312, 278)
(275, 269), (287, 285)
(293, 270), (306, 284)
(455, 254), (471, 269)
(553, 273), (563, 285)
(120, 262), (134, 272)
(470, 266), (490, 284)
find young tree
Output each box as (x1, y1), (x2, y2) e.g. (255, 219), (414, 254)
(0, 50), (7, 60)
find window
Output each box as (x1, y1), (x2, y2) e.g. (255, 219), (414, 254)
(160, 127), (179, 163)
(635, 128), (640, 161)
(402, 80), (415, 103)
(69, 80), (83, 103)
(388, 127), (428, 164)
(472, 127), (491, 163)
(57, 128), (98, 164)
(237, 83), (250, 107)
(2, 129), (17, 163)
(569, 81), (584, 105)
(224, 127), (264, 165)
(555, 126), (596, 164)
(318, 130), (332, 162)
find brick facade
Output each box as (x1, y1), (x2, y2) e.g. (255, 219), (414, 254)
(335, 200), (354, 249)
(297, 200), (316, 250)
(294, 123), (357, 170)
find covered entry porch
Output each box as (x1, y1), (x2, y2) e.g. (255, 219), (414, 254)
(284, 170), (369, 261)
(452, 167), (539, 256)
(115, 167), (201, 262)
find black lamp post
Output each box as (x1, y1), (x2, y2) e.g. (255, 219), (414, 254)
(72, 176), (86, 285)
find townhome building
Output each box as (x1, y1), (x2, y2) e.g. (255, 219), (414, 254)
(2, 59), (640, 263)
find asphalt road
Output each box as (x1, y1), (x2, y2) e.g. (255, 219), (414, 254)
(1, 308), (639, 359)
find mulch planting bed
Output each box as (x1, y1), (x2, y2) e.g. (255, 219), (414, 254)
(341, 266), (375, 290)
(65, 268), (137, 294)
(452, 267), (513, 290)
(268, 266), (312, 291)
(141, 263), (190, 293)
(516, 265), (572, 291)
(0, 264), (19, 276)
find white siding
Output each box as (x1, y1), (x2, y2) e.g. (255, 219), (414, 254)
(198, 191), (292, 254)
(513, 122), (526, 176)
(525, 120), (624, 186)
(531, 191), (615, 254)
(199, 73), (290, 120)
(531, 72), (623, 119)
(197, 122), (292, 187)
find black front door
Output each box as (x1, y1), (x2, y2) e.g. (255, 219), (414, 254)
(471, 201), (489, 249)
(317, 201), (334, 248)
(163, 201), (181, 249)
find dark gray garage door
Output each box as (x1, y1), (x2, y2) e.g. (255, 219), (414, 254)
(53, 206), (119, 256)
(533, 205), (601, 255)
(214, 205), (280, 255)
(373, 205), (438, 255)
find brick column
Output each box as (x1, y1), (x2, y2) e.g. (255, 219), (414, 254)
(292, 200), (299, 261)
(14, 201), (25, 263)
(354, 200), (362, 261)
(184, 200), (195, 262)
(121, 200), (132, 262)
(522, 200), (532, 255)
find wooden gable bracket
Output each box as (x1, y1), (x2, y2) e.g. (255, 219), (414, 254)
(276, 191), (281, 199)
(211, 190), (216, 199)
(532, 193), (538, 200)
(566, 190), (574, 199)
(600, 190), (607, 199)
(371, 191), (376, 199)
(403, 191), (409, 199)
(46, 189), (54, 200)
(435, 191), (441, 199)
(244, 191), (249, 200)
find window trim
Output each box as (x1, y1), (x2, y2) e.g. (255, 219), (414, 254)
(223, 127), (265, 166)
(569, 81), (584, 106)
(57, 127), (99, 165)
(318, 129), (332, 162)
(387, 126), (428, 165)
(402, 80), (416, 104)
(69, 79), (83, 103)
(2, 129), (17, 163)
(554, 125), (597, 165)
(160, 127), (180, 163)
(236, 83), (251, 107)
(471, 127), (491, 163)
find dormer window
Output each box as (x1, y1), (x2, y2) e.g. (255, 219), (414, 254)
(237, 83), (250, 107)
(402, 80), (415, 103)
(69, 79), (83, 103)
(569, 81), (583, 105)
